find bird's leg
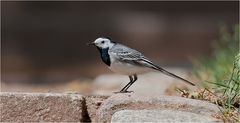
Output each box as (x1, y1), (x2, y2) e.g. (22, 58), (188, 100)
(114, 76), (133, 93)
(122, 74), (137, 92)
(120, 76), (133, 92)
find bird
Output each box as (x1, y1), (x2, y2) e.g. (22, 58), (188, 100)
(88, 37), (195, 93)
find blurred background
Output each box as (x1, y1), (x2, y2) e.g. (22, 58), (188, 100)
(1, 1), (239, 94)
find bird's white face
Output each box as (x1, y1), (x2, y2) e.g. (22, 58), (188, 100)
(93, 38), (114, 49)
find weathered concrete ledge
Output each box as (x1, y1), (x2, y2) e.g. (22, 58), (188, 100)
(0, 92), (222, 122)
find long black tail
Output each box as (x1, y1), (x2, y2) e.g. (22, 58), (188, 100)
(142, 59), (195, 86)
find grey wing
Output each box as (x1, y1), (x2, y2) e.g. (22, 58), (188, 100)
(110, 44), (144, 60)
(110, 44), (155, 67)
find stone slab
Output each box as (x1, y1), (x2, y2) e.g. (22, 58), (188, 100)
(112, 109), (220, 123)
(95, 93), (222, 122)
(0, 92), (84, 122)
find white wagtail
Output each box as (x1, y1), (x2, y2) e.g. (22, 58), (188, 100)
(88, 37), (195, 93)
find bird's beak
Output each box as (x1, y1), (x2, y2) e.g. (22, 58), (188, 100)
(87, 42), (95, 46)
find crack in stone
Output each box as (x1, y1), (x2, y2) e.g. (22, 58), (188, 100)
(81, 97), (91, 122)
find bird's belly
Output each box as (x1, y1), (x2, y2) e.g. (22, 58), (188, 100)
(109, 61), (150, 75)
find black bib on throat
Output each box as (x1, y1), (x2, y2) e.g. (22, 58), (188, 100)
(97, 47), (111, 66)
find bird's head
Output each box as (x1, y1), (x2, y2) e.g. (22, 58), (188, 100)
(88, 37), (115, 49)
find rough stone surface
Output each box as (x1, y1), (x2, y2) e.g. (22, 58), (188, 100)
(0, 92), (223, 122)
(0, 92), (84, 122)
(112, 110), (221, 123)
(85, 95), (109, 122)
(95, 93), (221, 122)
(93, 69), (193, 96)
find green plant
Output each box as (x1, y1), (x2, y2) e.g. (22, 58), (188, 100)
(193, 25), (239, 85)
(191, 24), (239, 122)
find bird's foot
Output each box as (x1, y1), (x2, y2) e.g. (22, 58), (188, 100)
(113, 90), (134, 94)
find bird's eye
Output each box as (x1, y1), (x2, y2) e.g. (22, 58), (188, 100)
(101, 41), (104, 44)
